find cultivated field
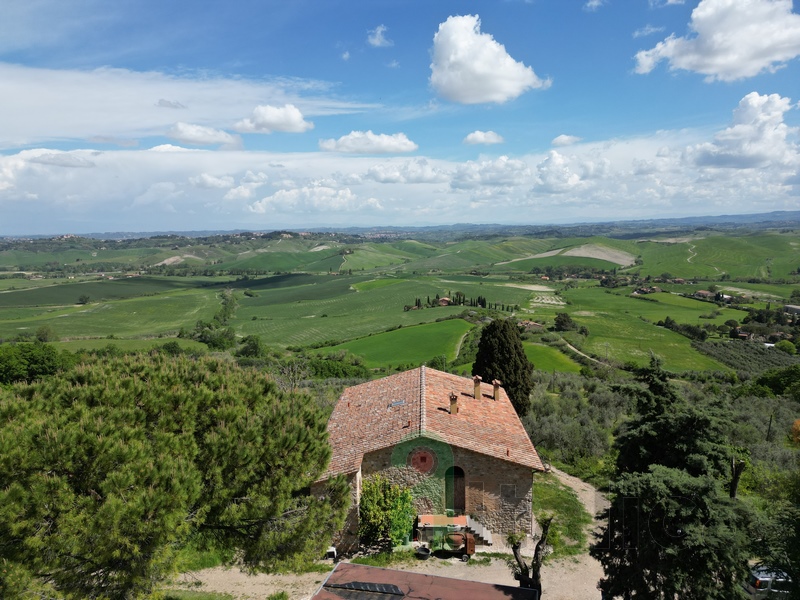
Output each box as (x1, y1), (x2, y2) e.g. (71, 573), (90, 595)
(1, 227), (798, 373)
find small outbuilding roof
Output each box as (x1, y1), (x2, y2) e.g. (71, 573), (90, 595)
(312, 562), (538, 600)
(322, 366), (544, 480)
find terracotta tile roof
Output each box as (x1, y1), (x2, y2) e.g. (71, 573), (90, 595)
(312, 563), (537, 600)
(322, 367), (544, 480)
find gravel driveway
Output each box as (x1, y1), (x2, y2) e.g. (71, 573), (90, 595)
(168, 468), (607, 599)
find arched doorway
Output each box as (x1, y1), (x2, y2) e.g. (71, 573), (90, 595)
(445, 466), (465, 515)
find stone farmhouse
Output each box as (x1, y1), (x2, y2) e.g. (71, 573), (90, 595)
(317, 366), (545, 552)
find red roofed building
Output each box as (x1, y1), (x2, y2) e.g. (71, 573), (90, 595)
(317, 366), (545, 552)
(312, 562), (537, 599)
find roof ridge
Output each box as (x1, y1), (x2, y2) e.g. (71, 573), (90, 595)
(419, 365), (426, 435)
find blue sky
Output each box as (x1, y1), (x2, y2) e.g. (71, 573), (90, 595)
(1, 0), (799, 234)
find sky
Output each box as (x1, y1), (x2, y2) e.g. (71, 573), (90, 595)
(1, 0), (800, 235)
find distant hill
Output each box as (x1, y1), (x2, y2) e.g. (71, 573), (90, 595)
(2, 210), (799, 242)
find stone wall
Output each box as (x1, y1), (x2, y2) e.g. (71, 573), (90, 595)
(323, 440), (535, 553)
(362, 440), (533, 539)
(451, 446), (533, 537)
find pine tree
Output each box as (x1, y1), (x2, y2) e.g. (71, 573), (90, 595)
(472, 319), (534, 416)
(590, 357), (752, 599)
(0, 354), (348, 598)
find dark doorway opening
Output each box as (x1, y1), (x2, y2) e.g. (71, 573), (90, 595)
(445, 466), (465, 515)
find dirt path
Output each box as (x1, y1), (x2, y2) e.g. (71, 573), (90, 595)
(168, 471), (608, 599)
(563, 340), (603, 366)
(542, 467), (607, 599)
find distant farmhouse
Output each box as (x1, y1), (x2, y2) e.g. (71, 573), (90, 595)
(316, 367), (545, 552)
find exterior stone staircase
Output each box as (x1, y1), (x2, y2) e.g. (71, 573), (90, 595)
(466, 516), (493, 546)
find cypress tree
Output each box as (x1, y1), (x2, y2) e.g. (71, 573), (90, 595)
(472, 319), (534, 416)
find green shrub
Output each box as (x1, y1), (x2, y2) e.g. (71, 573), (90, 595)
(358, 475), (415, 548)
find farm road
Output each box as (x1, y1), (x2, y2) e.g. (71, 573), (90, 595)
(563, 340), (603, 365)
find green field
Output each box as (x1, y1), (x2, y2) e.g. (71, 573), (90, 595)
(0, 289), (219, 340)
(1, 230), (797, 372)
(558, 287), (729, 371)
(54, 338), (207, 353)
(233, 274), (532, 348)
(0, 276), (214, 307)
(631, 233), (800, 280)
(321, 319), (474, 369)
(524, 343), (583, 373)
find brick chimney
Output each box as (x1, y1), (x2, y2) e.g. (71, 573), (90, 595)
(450, 392), (458, 415)
(473, 375), (482, 398)
(492, 379), (502, 401)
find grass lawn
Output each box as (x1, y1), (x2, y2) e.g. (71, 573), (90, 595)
(531, 473), (592, 559)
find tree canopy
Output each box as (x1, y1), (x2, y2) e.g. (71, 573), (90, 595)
(591, 357), (752, 599)
(472, 318), (534, 417)
(0, 354), (348, 599)
(0, 341), (75, 385)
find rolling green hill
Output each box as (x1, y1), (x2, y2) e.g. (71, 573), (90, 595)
(1, 227), (797, 375)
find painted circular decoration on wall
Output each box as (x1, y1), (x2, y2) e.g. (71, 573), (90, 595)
(408, 447), (437, 474)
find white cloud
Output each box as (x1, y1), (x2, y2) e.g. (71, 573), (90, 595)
(552, 134), (582, 147)
(365, 158), (448, 183)
(0, 63), (372, 148)
(633, 24), (665, 38)
(636, 0), (800, 81)
(189, 173), (234, 189)
(463, 130), (504, 145)
(148, 144), (196, 152)
(168, 122), (240, 147)
(451, 156), (531, 189)
(132, 182), (183, 209)
(223, 171), (269, 200)
(689, 92), (798, 168)
(319, 131), (418, 153)
(367, 24), (393, 47)
(584, 0), (605, 11)
(234, 104), (314, 134)
(649, 0), (685, 6)
(0, 92), (797, 234)
(28, 152), (96, 168)
(250, 184), (381, 213)
(533, 151), (585, 193)
(88, 136), (138, 147)
(430, 14), (550, 104)
(157, 99), (187, 109)
(342, 51), (350, 61)
(387, 60), (400, 69)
